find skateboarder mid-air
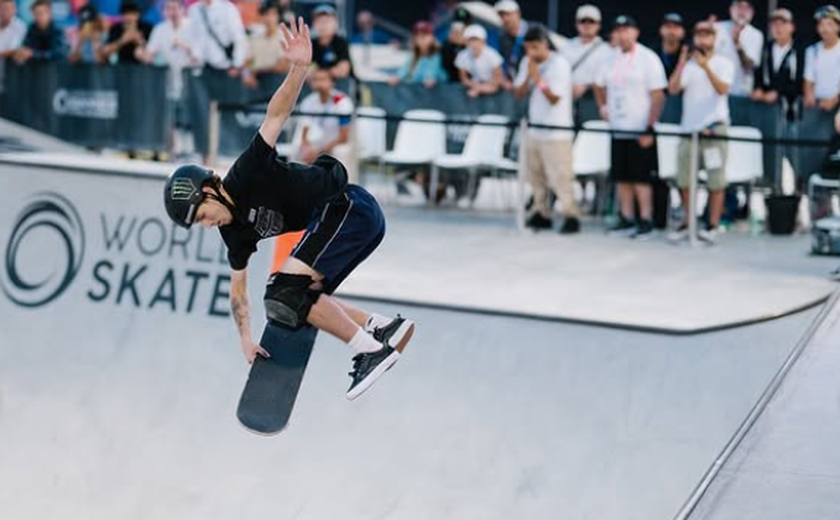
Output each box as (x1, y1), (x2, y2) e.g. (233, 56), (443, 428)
(163, 18), (414, 400)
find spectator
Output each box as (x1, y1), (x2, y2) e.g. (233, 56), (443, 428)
(0, 0), (26, 61)
(13, 0), (67, 64)
(658, 13), (686, 80)
(187, 0), (248, 75)
(440, 20), (465, 82)
(352, 10), (392, 45)
(561, 4), (612, 100)
(752, 8), (804, 122)
(514, 25), (579, 234)
(388, 21), (446, 87)
(494, 0), (528, 88)
(455, 24), (503, 98)
(139, 0), (195, 100)
(714, 0), (764, 97)
(243, 2), (289, 86)
(311, 4), (352, 79)
(595, 15), (667, 240)
(69, 5), (106, 64)
(668, 21), (735, 243)
(100, 1), (152, 65)
(804, 5), (840, 113)
(298, 67), (354, 166)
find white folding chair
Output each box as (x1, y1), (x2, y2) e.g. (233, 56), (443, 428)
(655, 122), (682, 182)
(573, 120), (612, 215)
(275, 117), (304, 160)
(724, 126), (763, 185)
(355, 106), (387, 162)
(430, 114), (510, 206)
(378, 109), (446, 201)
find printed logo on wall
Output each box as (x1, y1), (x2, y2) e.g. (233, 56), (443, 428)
(52, 89), (119, 120)
(1, 192), (85, 308)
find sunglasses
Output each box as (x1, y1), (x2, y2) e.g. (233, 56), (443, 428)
(577, 18), (599, 25)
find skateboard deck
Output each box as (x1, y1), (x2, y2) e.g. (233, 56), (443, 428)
(237, 324), (318, 435)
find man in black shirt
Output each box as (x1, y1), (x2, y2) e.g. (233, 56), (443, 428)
(13, 0), (67, 64)
(100, 0), (152, 64)
(658, 13), (686, 80)
(751, 8), (804, 121)
(163, 18), (414, 401)
(495, 0), (528, 88)
(310, 4), (352, 79)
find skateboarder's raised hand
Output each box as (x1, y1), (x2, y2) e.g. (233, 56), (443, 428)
(280, 17), (311, 67)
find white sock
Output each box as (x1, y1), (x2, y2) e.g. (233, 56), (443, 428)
(364, 313), (391, 333)
(349, 328), (383, 354)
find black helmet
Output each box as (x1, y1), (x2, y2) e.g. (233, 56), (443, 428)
(163, 164), (215, 228)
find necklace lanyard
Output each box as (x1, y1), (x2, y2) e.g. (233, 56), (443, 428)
(612, 45), (637, 88)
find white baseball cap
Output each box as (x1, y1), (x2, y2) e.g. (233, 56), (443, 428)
(576, 4), (602, 22)
(464, 24), (488, 41)
(494, 1), (520, 13)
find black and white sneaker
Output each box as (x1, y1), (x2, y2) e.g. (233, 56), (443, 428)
(607, 216), (636, 236)
(371, 314), (415, 354)
(346, 345), (400, 401)
(631, 220), (655, 241)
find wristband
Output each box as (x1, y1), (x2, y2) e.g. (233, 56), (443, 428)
(536, 80), (548, 93)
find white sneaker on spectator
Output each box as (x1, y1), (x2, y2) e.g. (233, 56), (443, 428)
(698, 226), (718, 245)
(668, 224), (689, 242)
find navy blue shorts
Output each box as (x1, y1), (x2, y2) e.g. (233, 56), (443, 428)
(291, 184), (385, 294)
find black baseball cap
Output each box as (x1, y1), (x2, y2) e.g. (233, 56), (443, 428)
(119, 0), (141, 14)
(662, 13), (684, 26)
(613, 15), (638, 29)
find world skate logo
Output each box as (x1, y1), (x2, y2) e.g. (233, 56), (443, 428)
(1, 193), (85, 308)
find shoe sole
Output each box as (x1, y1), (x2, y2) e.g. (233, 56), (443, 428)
(346, 350), (401, 401)
(632, 233), (655, 242)
(608, 228), (637, 237)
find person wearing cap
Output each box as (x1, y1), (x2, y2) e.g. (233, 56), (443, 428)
(0, 0), (28, 62)
(494, 0), (528, 87)
(669, 21), (736, 243)
(514, 24), (580, 234)
(455, 24), (503, 97)
(68, 4), (106, 64)
(595, 15), (668, 240)
(804, 5), (840, 113)
(311, 4), (353, 79)
(658, 13), (686, 80)
(714, 0), (764, 97)
(441, 20), (467, 82)
(100, 0), (153, 64)
(186, 0), (248, 74)
(752, 8), (804, 121)
(560, 4), (612, 101)
(298, 66), (354, 166)
(242, 2), (290, 86)
(389, 21), (446, 87)
(13, 0), (67, 64)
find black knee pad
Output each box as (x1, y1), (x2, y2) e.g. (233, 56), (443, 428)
(264, 273), (321, 330)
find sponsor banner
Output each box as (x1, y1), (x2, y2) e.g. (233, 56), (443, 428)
(1, 62), (169, 150)
(0, 160), (272, 332)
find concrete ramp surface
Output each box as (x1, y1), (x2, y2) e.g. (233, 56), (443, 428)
(0, 155), (832, 520)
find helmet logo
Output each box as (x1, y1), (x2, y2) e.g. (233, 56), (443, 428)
(171, 179), (196, 201)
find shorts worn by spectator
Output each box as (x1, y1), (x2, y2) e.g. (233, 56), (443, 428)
(140, 0), (195, 100)
(494, 0), (528, 86)
(101, 1), (153, 65)
(595, 15), (667, 240)
(311, 4), (353, 79)
(0, 0), (26, 60)
(714, 0), (764, 97)
(804, 6), (840, 113)
(297, 67), (354, 171)
(561, 4), (612, 100)
(658, 13), (686, 80)
(752, 8), (804, 121)
(187, 0), (248, 71)
(514, 25), (579, 234)
(14, 0), (67, 64)
(244, 2), (289, 83)
(669, 21), (735, 241)
(69, 5), (106, 64)
(455, 24), (503, 98)
(440, 21), (466, 82)
(390, 21), (446, 86)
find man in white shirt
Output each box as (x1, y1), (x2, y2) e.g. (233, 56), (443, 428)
(0, 0), (26, 59)
(298, 67), (354, 169)
(455, 24), (504, 98)
(595, 15), (668, 240)
(804, 5), (840, 113)
(561, 4), (612, 100)
(669, 21), (736, 243)
(186, 0), (247, 75)
(514, 24), (579, 234)
(140, 0), (196, 101)
(714, 0), (763, 97)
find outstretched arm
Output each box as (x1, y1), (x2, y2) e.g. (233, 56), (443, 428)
(258, 17), (313, 146)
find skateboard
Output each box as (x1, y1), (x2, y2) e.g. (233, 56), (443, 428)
(236, 324), (318, 435)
